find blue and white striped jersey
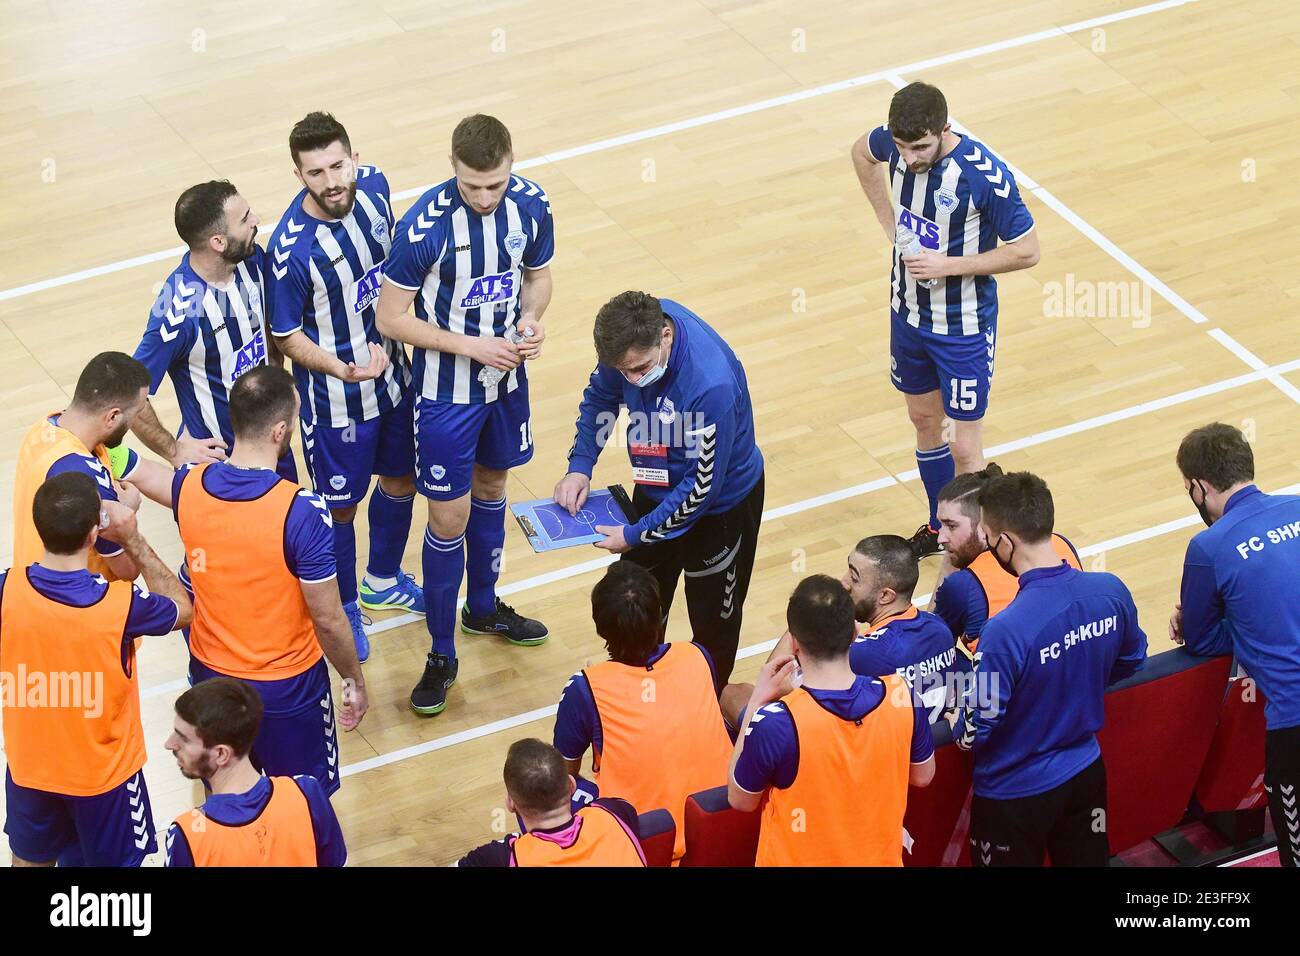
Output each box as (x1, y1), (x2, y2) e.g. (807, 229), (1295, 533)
(267, 165), (410, 429)
(134, 251), (270, 444)
(868, 127), (1034, 336)
(383, 174), (555, 405)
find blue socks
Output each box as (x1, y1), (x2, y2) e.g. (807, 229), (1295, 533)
(423, 528), (465, 659)
(333, 518), (358, 606)
(366, 484), (414, 583)
(916, 445), (955, 530)
(466, 496), (506, 617)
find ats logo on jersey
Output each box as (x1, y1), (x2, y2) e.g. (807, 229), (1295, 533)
(229, 330), (267, 384)
(460, 272), (515, 309)
(897, 209), (940, 250)
(349, 263), (385, 315)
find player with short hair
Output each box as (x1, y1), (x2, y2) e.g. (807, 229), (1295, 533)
(457, 738), (645, 867)
(2, 472), (191, 866)
(171, 366), (368, 798)
(851, 81), (1041, 561)
(1172, 423), (1300, 866)
(12, 351), (170, 582)
(553, 561), (732, 862)
(955, 472), (1146, 866)
(164, 677), (346, 867)
(131, 180), (292, 476)
(376, 114), (554, 716)
(729, 575), (935, 866)
(844, 534), (969, 723)
(932, 464), (1081, 649)
(268, 111), (421, 662)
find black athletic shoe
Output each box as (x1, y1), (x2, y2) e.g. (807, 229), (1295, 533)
(460, 598), (549, 646)
(410, 653), (458, 715)
(907, 523), (944, 561)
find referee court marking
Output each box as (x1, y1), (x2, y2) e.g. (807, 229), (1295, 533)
(137, 352), (1300, 701)
(0, 0), (1202, 303)
(338, 478), (1300, 779)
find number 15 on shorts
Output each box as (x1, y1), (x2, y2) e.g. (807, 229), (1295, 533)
(949, 378), (978, 413)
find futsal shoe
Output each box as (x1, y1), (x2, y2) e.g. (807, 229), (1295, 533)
(461, 598), (549, 646)
(410, 652), (458, 715)
(907, 523), (944, 561)
(344, 601), (371, 663)
(359, 571), (426, 615)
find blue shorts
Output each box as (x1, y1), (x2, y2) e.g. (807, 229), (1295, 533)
(890, 313), (997, 422)
(189, 657), (340, 797)
(5, 767), (156, 866)
(414, 380), (533, 500)
(302, 390), (415, 508)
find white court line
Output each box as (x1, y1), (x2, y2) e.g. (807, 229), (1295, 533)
(0, 0), (1202, 303)
(133, 355), (1300, 699)
(338, 478), (1300, 779)
(1207, 329), (1300, 404)
(1221, 846), (1280, 867)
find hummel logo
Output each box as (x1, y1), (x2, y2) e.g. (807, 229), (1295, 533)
(456, 243), (471, 252)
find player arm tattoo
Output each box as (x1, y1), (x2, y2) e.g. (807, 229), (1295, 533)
(130, 400), (179, 463)
(119, 527), (193, 630)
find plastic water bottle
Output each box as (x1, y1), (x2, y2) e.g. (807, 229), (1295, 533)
(478, 325), (531, 388)
(895, 228), (939, 289)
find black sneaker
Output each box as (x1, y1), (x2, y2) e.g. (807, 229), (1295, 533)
(907, 523), (944, 561)
(410, 653), (458, 715)
(461, 598), (549, 646)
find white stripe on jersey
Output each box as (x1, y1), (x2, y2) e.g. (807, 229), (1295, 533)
(502, 199), (523, 397)
(319, 221), (380, 421)
(186, 299), (224, 440)
(938, 161), (980, 336)
(892, 163), (926, 327)
(308, 253), (350, 420)
(448, 209), (473, 403)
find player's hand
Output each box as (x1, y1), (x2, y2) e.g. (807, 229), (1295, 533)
(901, 249), (952, 281)
(516, 316), (546, 360)
(593, 524), (631, 553)
(1168, 603), (1185, 646)
(467, 336), (522, 372)
(114, 480), (143, 513)
(753, 654), (799, 707)
(100, 498), (140, 543)
(338, 677), (368, 731)
(553, 473), (591, 516)
(171, 428), (227, 467)
(341, 342), (391, 383)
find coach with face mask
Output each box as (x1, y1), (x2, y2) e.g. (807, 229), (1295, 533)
(555, 291), (764, 686)
(1172, 423), (1300, 867)
(954, 470), (1146, 867)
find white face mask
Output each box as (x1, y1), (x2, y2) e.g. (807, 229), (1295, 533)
(625, 344), (666, 388)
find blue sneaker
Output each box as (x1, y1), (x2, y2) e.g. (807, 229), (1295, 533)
(344, 601), (371, 663)
(358, 571), (426, 615)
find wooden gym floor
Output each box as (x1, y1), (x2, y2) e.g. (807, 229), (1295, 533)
(1, 0), (1298, 864)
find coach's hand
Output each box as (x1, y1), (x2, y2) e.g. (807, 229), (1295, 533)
(172, 428), (227, 467)
(516, 317), (546, 360)
(338, 677), (368, 731)
(593, 525), (631, 553)
(554, 472), (590, 516)
(340, 342), (391, 383)
(467, 336), (522, 372)
(901, 249), (951, 282)
(1168, 603), (1185, 646)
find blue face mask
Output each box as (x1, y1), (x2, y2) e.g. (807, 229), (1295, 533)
(627, 344), (666, 388)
